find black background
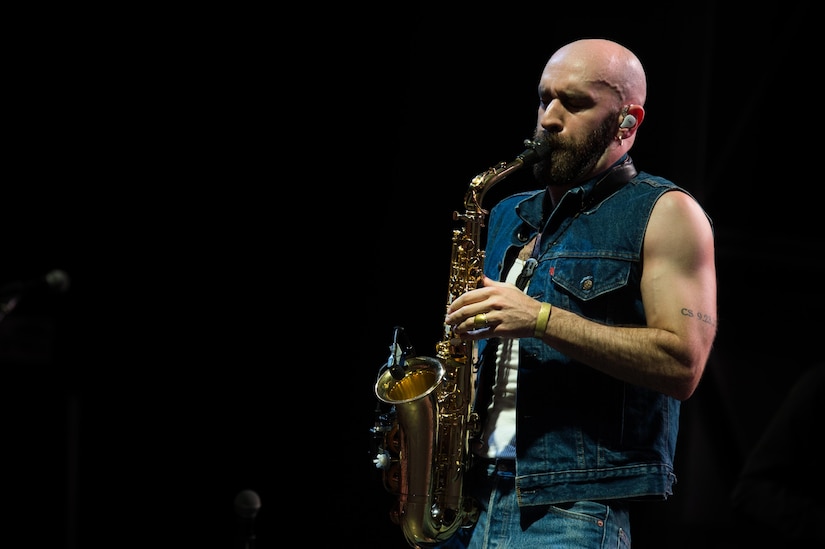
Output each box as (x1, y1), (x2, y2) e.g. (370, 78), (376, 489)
(3, 3), (823, 548)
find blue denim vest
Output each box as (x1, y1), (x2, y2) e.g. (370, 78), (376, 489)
(475, 163), (700, 505)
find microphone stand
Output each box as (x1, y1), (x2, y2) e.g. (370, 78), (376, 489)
(0, 269), (71, 324)
(234, 490), (260, 549)
(0, 295), (20, 324)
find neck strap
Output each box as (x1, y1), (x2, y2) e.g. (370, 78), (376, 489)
(583, 155), (637, 209)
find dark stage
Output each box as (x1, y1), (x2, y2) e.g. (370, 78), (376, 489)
(3, 4), (823, 548)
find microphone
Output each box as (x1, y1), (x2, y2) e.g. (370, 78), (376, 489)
(0, 269), (71, 300)
(387, 326), (415, 380)
(234, 489), (260, 549)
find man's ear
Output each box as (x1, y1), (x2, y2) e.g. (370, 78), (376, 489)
(619, 104), (645, 130)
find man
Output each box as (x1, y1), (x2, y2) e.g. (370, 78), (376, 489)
(440, 38), (717, 548)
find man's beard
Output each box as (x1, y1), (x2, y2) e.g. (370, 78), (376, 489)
(532, 116), (617, 187)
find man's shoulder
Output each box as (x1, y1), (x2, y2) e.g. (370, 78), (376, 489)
(630, 171), (680, 189)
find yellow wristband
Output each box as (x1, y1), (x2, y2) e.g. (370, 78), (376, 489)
(534, 302), (552, 338)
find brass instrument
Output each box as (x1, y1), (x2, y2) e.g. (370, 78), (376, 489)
(372, 139), (551, 548)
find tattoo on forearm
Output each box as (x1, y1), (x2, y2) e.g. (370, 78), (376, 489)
(681, 307), (715, 327)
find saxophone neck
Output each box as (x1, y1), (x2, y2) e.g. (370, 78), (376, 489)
(466, 161), (521, 212)
(465, 139), (550, 212)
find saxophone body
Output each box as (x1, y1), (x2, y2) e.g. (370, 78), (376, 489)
(372, 140), (550, 548)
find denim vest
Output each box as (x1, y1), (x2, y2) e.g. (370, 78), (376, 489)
(475, 164), (700, 505)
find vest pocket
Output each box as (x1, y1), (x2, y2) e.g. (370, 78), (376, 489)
(550, 257), (633, 301)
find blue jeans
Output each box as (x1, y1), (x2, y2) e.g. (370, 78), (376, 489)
(436, 461), (631, 549)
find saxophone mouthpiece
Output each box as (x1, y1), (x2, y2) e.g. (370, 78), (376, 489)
(518, 139), (551, 165)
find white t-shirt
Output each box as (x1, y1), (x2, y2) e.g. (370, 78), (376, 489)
(480, 257), (528, 459)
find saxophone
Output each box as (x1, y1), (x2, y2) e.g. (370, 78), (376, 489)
(372, 139), (551, 548)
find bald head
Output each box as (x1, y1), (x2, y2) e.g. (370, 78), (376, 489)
(547, 39), (647, 107)
(533, 38), (649, 191)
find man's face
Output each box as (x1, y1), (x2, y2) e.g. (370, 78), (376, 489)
(532, 112), (618, 188)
